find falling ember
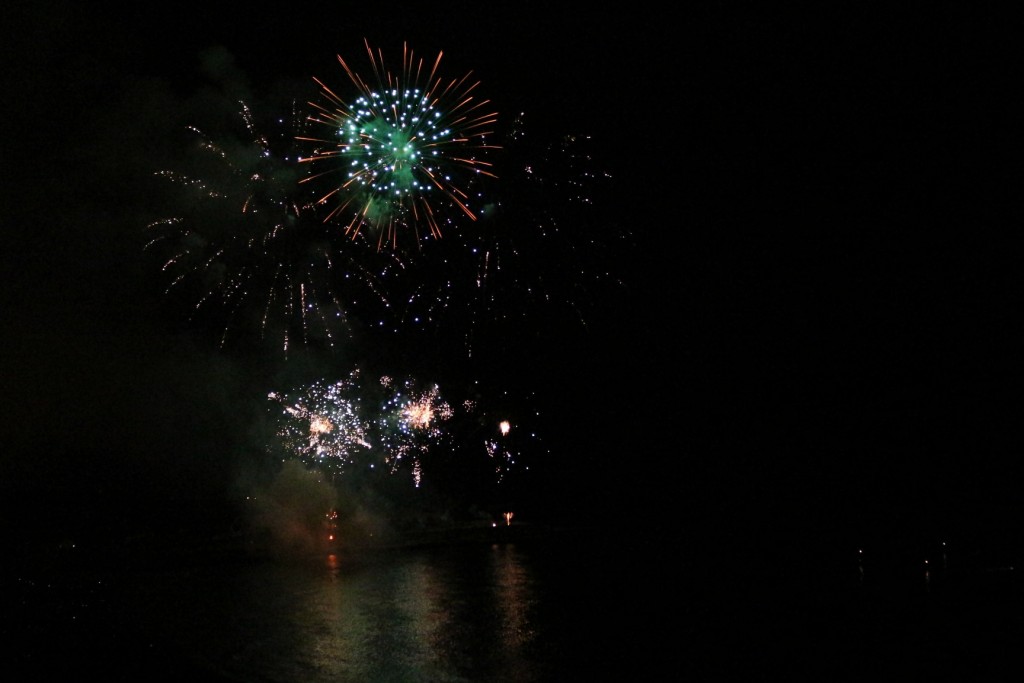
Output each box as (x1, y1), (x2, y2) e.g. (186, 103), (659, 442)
(499, 420), (511, 436)
(503, 512), (514, 526)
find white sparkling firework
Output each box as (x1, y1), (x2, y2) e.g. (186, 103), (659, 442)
(269, 370), (457, 488)
(268, 370), (373, 471)
(376, 377), (454, 486)
(268, 371), (544, 491)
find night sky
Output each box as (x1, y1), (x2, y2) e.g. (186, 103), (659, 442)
(2, 4), (1019, 556)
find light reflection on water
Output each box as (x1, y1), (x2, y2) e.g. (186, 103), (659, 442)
(140, 542), (561, 682)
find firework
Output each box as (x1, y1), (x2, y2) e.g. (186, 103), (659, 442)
(267, 369), (545, 496)
(144, 88), (397, 354)
(267, 370), (456, 488)
(268, 369), (375, 473)
(145, 52), (628, 367)
(449, 383), (549, 490)
(478, 403), (543, 486)
(298, 39), (500, 250)
(375, 375), (455, 487)
(346, 111), (634, 365)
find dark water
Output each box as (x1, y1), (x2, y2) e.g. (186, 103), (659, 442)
(6, 525), (670, 681)
(5, 525), (1024, 681)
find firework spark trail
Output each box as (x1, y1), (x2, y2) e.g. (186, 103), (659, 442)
(298, 39), (500, 250)
(145, 92), (400, 354)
